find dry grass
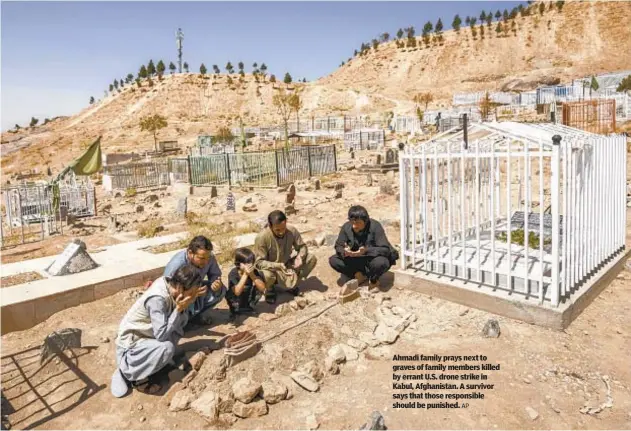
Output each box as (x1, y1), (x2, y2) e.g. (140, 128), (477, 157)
(137, 219), (164, 238)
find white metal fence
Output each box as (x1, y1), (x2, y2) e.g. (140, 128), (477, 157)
(399, 122), (626, 307)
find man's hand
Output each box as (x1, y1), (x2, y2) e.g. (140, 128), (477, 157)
(292, 255), (303, 270)
(239, 263), (254, 275)
(196, 285), (208, 298)
(210, 279), (223, 293)
(175, 293), (196, 313)
(345, 246), (366, 258)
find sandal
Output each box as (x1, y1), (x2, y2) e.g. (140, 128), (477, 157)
(133, 377), (163, 395)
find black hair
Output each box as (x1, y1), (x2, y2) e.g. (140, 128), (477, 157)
(188, 235), (213, 253)
(268, 210), (287, 227)
(168, 264), (203, 291)
(348, 205), (370, 222)
(234, 247), (256, 267)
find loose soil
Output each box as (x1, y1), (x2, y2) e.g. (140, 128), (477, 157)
(0, 271), (44, 288)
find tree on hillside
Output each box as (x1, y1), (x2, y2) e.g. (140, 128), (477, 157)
(252, 62), (258, 70)
(126, 73), (134, 83)
(520, 4), (530, 16)
(288, 89), (303, 133)
(200, 63), (207, 76)
(422, 21), (433, 46)
(616, 75), (631, 92)
(452, 14), (462, 32)
(169, 62), (176, 73)
(396, 28), (404, 39)
(511, 20), (517, 35)
(114, 79), (119, 89)
(30, 117), (39, 127)
(89, 96), (95, 104)
(465, 16), (471, 25)
(556, 1), (565, 11)
(214, 126), (234, 144)
(147, 77), (154, 87)
(260, 63), (268, 74)
(413, 92), (434, 110)
(139, 65), (148, 79)
(14, 124), (21, 131)
(503, 9), (509, 20)
(272, 88), (295, 151)
(139, 114), (168, 152)
(147, 60), (156, 76)
(381, 32), (390, 42)
(238, 61), (244, 72)
(480, 11), (487, 23)
(120, 78), (125, 88)
(270, 74), (277, 83)
(157, 60), (166, 77)
(109, 84), (114, 92)
(213, 65), (220, 74)
(435, 18), (443, 35)
(589, 76), (599, 96)
(470, 17), (477, 28)
(495, 10), (501, 20)
(539, 2), (546, 14)
(496, 22), (503, 35)
(486, 12), (493, 26)
(480, 24), (485, 39)
(135, 78), (141, 87)
(479, 92), (496, 121)
(284, 72), (292, 84)
(183, 62), (189, 73)
(226, 62), (234, 74)
(372, 39), (379, 50)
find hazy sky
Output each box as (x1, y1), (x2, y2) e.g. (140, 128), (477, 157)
(1, 1), (522, 131)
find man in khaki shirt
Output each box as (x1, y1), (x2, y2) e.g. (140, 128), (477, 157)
(253, 210), (317, 303)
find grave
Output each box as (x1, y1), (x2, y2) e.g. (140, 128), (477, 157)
(357, 149), (399, 174)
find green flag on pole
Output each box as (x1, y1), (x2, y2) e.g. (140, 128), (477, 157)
(68, 136), (102, 175)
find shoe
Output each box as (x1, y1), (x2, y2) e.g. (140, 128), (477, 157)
(354, 271), (368, 285)
(111, 369), (131, 398)
(265, 290), (277, 304)
(368, 279), (380, 293)
(288, 287), (303, 297)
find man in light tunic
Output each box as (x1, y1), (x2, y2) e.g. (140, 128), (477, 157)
(110, 264), (202, 397)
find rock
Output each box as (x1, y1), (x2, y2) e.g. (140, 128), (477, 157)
(169, 388), (195, 412)
(459, 309), (470, 317)
(285, 202), (297, 215)
(100, 336), (110, 343)
(191, 391), (220, 422)
(275, 303), (292, 317)
(176, 197), (187, 217)
(374, 323), (399, 344)
(188, 351), (206, 371)
(139, 416), (146, 422)
(359, 332), (380, 347)
(346, 338), (367, 352)
(379, 181), (394, 195)
(232, 378), (261, 404)
(330, 190), (342, 199)
(259, 313), (278, 322)
(218, 413), (238, 426)
(328, 345), (347, 364)
(46, 239), (98, 276)
(304, 290), (325, 303)
(295, 297), (308, 308)
(233, 398), (268, 418)
(525, 406), (539, 420)
(210, 186), (218, 198)
(301, 360), (325, 382)
(144, 194), (159, 203)
(365, 173), (373, 186)
(300, 216), (308, 224)
(482, 319), (501, 338)
(270, 372), (295, 400)
(314, 179), (321, 190)
(135, 205), (144, 213)
(360, 411), (387, 430)
(163, 382), (185, 406)
(218, 397), (235, 414)
(261, 381), (288, 404)
(286, 184), (296, 203)
(334, 182), (344, 190)
(306, 414), (320, 430)
(340, 344), (359, 361)
(243, 202), (258, 212)
(182, 370), (198, 386)
(289, 300), (300, 311)
(324, 356), (340, 375)
(290, 371), (320, 392)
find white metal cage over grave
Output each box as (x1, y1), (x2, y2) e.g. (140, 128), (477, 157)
(398, 122), (626, 308)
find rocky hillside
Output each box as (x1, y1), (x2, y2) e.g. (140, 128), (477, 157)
(2, 0), (630, 178)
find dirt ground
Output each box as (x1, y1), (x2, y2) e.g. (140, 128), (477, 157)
(2, 150), (631, 430)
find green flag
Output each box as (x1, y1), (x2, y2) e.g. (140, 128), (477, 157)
(68, 136), (102, 175)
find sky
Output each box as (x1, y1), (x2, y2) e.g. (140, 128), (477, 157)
(1, 0), (522, 131)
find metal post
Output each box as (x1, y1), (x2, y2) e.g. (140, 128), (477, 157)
(226, 153), (232, 187)
(332, 144), (338, 172)
(359, 130), (363, 150)
(327, 116), (330, 133)
(551, 135), (562, 307)
(307, 146), (312, 178)
(463, 114), (468, 149)
(187, 155), (193, 185)
(275, 150), (280, 187)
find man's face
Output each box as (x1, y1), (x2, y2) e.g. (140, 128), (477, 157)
(187, 248), (211, 269)
(351, 218), (366, 233)
(271, 221), (287, 238)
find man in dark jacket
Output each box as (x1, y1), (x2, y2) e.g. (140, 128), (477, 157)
(328, 205), (398, 291)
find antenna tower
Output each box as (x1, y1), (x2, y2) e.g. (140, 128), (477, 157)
(176, 28), (184, 73)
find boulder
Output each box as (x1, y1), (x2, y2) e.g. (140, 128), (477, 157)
(233, 398), (268, 418)
(261, 381), (288, 404)
(191, 391), (220, 422)
(290, 371), (319, 392)
(169, 388), (195, 412)
(232, 378), (261, 404)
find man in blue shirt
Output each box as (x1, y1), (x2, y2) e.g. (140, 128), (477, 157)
(163, 236), (226, 324)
